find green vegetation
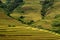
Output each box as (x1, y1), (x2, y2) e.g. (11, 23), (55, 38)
(41, 0), (54, 19)
(0, 0), (60, 36)
(54, 14), (60, 19)
(0, 0), (24, 16)
(8, 25), (16, 27)
(52, 20), (60, 27)
(18, 16), (34, 25)
(51, 20), (60, 33)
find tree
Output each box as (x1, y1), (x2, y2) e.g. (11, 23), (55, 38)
(40, 0), (54, 19)
(0, 0), (24, 17)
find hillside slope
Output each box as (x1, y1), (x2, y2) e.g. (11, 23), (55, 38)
(0, 0), (60, 40)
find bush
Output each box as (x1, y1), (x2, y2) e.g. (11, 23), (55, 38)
(51, 27), (60, 33)
(27, 20), (34, 25)
(51, 20), (60, 27)
(12, 25), (16, 27)
(21, 10), (24, 13)
(8, 25), (16, 27)
(20, 16), (25, 19)
(51, 20), (60, 33)
(54, 14), (60, 19)
(8, 25), (11, 27)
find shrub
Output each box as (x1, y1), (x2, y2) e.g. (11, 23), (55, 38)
(51, 20), (60, 33)
(8, 25), (11, 27)
(54, 14), (60, 19)
(12, 25), (16, 27)
(27, 20), (34, 25)
(8, 25), (16, 27)
(20, 16), (25, 19)
(21, 10), (24, 13)
(51, 20), (60, 27)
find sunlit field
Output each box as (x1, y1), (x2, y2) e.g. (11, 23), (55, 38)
(0, 0), (60, 40)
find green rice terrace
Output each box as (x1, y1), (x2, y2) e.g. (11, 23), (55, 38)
(0, 0), (60, 40)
